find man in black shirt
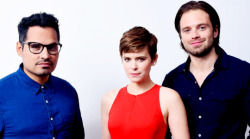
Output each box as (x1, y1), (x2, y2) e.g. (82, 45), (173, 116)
(162, 1), (250, 138)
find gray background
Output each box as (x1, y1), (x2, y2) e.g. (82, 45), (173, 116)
(0, 0), (249, 138)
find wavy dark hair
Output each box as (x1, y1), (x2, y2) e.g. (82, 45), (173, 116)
(175, 1), (220, 50)
(18, 12), (60, 43)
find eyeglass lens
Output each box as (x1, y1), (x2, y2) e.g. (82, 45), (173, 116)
(29, 43), (60, 54)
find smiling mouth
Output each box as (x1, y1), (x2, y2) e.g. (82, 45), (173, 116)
(191, 41), (203, 47)
(190, 39), (205, 45)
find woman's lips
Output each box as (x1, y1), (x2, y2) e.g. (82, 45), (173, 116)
(130, 73), (140, 77)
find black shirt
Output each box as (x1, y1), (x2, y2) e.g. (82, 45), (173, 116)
(162, 47), (250, 139)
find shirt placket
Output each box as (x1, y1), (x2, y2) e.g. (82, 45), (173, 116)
(197, 85), (203, 138)
(41, 85), (56, 139)
(185, 72), (201, 138)
(195, 69), (216, 138)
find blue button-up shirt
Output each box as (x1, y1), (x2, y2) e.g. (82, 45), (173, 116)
(162, 47), (250, 139)
(0, 64), (85, 139)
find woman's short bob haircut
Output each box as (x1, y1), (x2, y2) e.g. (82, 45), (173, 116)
(119, 26), (157, 60)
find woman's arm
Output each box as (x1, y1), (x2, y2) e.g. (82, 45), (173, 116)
(160, 87), (190, 139)
(101, 90), (119, 139)
(101, 93), (111, 139)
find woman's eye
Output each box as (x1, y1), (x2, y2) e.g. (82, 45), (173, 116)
(138, 58), (145, 62)
(124, 58), (130, 62)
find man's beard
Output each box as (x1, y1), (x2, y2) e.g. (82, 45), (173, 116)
(181, 41), (214, 57)
(36, 70), (52, 77)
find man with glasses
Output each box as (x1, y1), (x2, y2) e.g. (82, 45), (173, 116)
(0, 12), (85, 138)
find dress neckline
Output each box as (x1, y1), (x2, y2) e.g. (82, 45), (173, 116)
(125, 84), (158, 96)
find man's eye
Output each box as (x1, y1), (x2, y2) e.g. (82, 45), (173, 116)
(200, 26), (206, 30)
(47, 44), (58, 51)
(183, 29), (190, 33)
(30, 43), (41, 49)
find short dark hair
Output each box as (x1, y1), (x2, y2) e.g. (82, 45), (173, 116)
(18, 12), (60, 43)
(119, 26), (157, 60)
(175, 1), (220, 49)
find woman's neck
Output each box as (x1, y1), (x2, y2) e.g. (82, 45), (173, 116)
(127, 79), (155, 95)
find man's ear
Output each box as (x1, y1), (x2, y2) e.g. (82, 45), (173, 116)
(16, 42), (23, 57)
(213, 26), (219, 38)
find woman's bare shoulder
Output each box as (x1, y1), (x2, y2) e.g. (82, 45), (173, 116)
(101, 89), (120, 106)
(159, 86), (182, 103)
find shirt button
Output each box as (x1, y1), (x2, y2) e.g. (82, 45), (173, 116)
(41, 86), (44, 89)
(50, 117), (53, 121)
(46, 100), (49, 103)
(195, 81), (197, 84)
(199, 97), (202, 100)
(198, 134), (201, 137)
(198, 115), (202, 119)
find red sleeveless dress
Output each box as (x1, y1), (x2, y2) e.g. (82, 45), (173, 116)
(108, 84), (167, 139)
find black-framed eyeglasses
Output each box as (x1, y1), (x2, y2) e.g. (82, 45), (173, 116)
(22, 42), (62, 55)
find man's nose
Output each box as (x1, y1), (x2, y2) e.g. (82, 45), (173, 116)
(191, 29), (200, 39)
(40, 47), (50, 59)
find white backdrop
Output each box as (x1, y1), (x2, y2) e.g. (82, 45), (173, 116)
(0, 0), (249, 138)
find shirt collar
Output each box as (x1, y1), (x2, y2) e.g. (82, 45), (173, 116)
(178, 47), (229, 74)
(214, 47), (228, 69)
(43, 76), (55, 94)
(16, 63), (55, 95)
